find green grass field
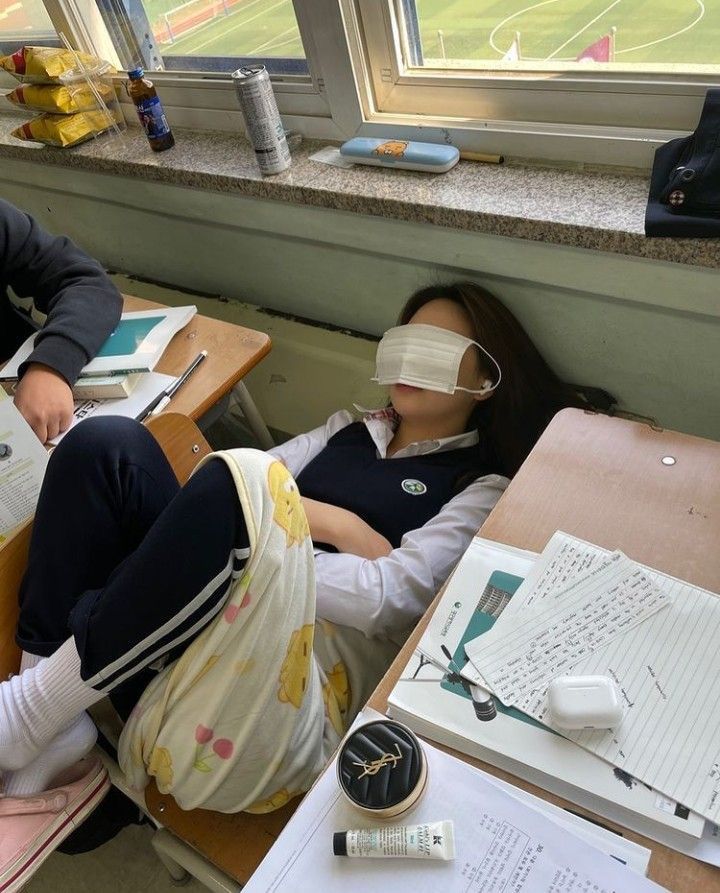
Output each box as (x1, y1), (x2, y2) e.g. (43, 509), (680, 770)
(417, 0), (720, 65)
(144, 0), (720, 67)
(147, 0), (303, 58)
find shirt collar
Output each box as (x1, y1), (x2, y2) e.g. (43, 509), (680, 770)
(354, 405), (479, 459)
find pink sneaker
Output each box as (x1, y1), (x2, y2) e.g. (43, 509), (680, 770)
(0, 756), (110, 893)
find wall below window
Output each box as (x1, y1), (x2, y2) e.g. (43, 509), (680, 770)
(2, 157), (718, 441)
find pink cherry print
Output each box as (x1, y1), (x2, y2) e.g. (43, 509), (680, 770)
(195, 724), (214, 744)
(240, 591), (251, 608)
(224, 603), (241, 623)
(212, 738), (234, 760)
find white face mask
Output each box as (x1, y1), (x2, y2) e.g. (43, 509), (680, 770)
(372, 323), (502, 395)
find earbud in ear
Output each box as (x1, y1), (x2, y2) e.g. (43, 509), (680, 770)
(481, 380), (493, 392)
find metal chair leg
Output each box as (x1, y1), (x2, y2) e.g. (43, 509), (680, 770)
(231, 382), (275, 450)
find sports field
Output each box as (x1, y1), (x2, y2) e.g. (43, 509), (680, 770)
(141, 0), (720, 67)
(146, 0), (303, 58)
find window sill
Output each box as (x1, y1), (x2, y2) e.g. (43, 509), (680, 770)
(1, 112), (718, 270)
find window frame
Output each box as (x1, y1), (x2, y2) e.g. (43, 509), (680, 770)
(349, 0), (720, 167)
(19, 0), (720, 167)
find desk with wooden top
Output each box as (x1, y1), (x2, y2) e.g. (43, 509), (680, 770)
(367, 408), (720, 893)
(122, 295), (270, 422)
(139, 408), (720, 891)
(0, 296), (271, 677)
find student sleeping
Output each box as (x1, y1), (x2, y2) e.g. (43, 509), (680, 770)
(0, 281), (598, 818)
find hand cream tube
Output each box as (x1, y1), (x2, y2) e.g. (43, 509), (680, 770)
(333, 820), (454, 861)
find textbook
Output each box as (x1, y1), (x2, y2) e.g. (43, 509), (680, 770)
(0, 306), (197, 380)
(387, 537), (707, 850)
(0, 390), (48, 543)
(71, 372), (142, 399)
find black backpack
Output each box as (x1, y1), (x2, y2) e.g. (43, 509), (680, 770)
(645, 89), (720, 237)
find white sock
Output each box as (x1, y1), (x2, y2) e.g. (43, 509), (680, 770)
(19, 651), (44, 673)
(2, 711), (97, 796)
(0, 637), (105, 772)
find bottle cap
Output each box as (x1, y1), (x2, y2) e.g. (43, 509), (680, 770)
(127, 67), (144, 79)
(332, 832), (348, 856)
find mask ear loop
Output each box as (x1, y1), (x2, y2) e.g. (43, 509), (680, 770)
(454, 341), (502, 394)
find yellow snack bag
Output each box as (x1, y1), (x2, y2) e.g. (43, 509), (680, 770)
(6, 82), (116, 114)
(12, 109), (121, 148)
(0, 46), (114, 83)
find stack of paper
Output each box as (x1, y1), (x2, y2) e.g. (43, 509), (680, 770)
(464, 532), (720, 827)
(386, 537), (720, 861)
(242, 709), (660, 893)
(0, 390), (49, 541)
(49, 371), (175, 445)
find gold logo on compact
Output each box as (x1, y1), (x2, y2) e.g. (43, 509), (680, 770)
(353, 743), (403, 779)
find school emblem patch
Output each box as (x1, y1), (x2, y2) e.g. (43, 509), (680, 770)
(401, 478), (427, 495)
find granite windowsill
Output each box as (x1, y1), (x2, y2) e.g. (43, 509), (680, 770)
(1, 111), (718, 270)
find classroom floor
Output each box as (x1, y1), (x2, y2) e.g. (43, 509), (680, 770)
(25, 823), (208, 893)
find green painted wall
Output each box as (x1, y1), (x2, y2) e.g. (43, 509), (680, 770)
(2, 157), (718, 440)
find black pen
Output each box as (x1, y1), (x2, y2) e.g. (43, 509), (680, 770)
(136, 350), (207, 421)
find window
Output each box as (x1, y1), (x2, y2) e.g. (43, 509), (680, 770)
(6, 0), (719, 164)
(351, 1), (720, 165)
(410, 2), (719, 72)
(0, 0), (59, 54)
(95, 0), (308, 74)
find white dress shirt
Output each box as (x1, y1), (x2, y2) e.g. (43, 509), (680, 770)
(269, 409), (509, 643)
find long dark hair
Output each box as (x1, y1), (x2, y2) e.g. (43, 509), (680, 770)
(398, 282), (613, 478)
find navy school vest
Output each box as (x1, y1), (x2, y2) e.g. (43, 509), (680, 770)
(294, 422), (501, 549)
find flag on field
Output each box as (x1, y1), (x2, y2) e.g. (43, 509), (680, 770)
(576, 28), (616, 63)
(502, 31), (521, 62)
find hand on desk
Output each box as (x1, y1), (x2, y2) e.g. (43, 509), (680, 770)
(15, 364), (74, 443)
(301, 497), (392, 560)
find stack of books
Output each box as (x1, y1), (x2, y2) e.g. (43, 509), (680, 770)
(0, 305), (197, 399)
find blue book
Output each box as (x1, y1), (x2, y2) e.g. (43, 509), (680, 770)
(0, 306), (197, 380)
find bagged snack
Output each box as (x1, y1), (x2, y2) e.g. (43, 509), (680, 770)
(12, 108), (121, 147)
(0, 46), (114, 83)
(6, 82), (116, 114)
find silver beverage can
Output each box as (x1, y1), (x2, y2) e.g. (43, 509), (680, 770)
(231, 65), (291, 175)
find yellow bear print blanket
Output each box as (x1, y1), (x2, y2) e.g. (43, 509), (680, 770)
(118, 448), (333, 813)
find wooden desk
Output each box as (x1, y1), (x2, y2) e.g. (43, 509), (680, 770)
(0, 296), (270, 678)
(123, 295), (270, 421)
(368, 408), (720, 893)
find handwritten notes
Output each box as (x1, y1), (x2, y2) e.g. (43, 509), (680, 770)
(466, 532), (720, 824)
(465, 553), (669, 706)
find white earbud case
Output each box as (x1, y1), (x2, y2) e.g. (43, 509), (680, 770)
(547, 675), (624, 730)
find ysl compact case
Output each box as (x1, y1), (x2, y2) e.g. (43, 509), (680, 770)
(336, 719), (428, 819)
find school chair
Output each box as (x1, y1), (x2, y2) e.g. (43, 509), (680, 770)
(0, 413), (299, 890)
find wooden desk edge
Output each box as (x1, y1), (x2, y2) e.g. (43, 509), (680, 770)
(185, 335), (272, 421)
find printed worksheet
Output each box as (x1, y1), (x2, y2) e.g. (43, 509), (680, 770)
(0, 391), (48, 542)
(470, 532), (720, 825)
(48, 372), (174, 444)
(465, 553), (670, 704)
(242, 710), (661, 893)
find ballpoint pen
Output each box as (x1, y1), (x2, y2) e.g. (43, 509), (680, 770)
(137, 350), (207, 421)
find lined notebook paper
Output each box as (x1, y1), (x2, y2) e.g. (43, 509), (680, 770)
(466, 532), (720, 824)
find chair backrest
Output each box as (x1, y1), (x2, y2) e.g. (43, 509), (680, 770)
(0, 414), (212, 681)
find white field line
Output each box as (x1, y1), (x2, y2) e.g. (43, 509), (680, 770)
(490, 0), (706, 62)
(489, 0), (563, 54)
(245, 22), (296, 55)
(545, 0), (622, 60)
(180, 0), (289, 54)
(615, 0), (705, 54)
